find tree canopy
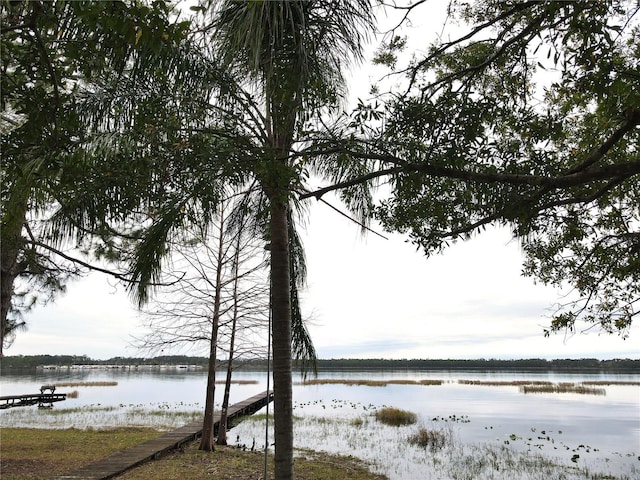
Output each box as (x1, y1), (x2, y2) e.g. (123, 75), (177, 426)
(304, 0), (639, 337)
(2, 1), (638, 477)
(0, 0), (194, 353)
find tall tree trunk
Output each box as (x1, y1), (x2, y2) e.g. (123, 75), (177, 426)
(269, 194), (293, 480)
(0, 243), (19, 358)
(217, 229), (243, 446)
(0, 186), (29, 357)
(216, 355), (233, 445)
(200, 209), (226, 451)
(200, 313), (219, 451)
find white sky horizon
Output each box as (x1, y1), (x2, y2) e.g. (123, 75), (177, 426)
(5, 2), (639, 362)
(8, 197), (639, 362)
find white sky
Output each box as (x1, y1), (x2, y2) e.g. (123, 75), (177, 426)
(6, 2), (639, 360)
(300, 201), (639, 360)
(10, 197), (639, 360)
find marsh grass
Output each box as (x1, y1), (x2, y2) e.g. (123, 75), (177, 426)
(54, 381), (118, 387)
(43, 405), (118, 415)
(388, 379), (443, 386)
(520, 384), (606, 395)
(300, 379), (390, 387)
(233, 410), (632, 480)
(125, 408), (201, 420)
(299, 379), (443, 387)
(582, 381), (640, 386)
(0, 402), (202, 430)
(407, 427), (451, 452)
(351, 417), (365, 427)
(374, 407), (417, 426)
(297, 378), (634, 397)
(458, 380), (553, 386)
(458, 379), (633, 395)
(214, 380), (258, 385)
(248, 412), (302, 423)
(66, 390), (79, 398)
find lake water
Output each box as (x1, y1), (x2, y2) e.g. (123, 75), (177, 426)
(1, 367), (639, 479)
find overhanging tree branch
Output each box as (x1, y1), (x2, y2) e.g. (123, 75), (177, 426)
(398, 1), (542, 92)
(299, 111), (640, 201)
(27, 239), (184, 287)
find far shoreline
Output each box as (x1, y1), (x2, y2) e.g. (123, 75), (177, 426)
(2, 355), (639, 373)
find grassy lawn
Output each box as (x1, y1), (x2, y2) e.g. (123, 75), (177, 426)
(0, 427), (162, 479)
(0, 427), (386, 480)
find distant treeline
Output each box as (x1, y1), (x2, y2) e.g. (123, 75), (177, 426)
(0, 355), (211, 370)
(2, 355), (639, 372)
(313, 358), (640, 372)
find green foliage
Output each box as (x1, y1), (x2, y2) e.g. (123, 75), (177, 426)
(373, 35), (406, 69)
(10, 2), (639, 474)
(0, 0), (192, 350)
(372, 0), (640, 336)
(211, 0), (374, 122)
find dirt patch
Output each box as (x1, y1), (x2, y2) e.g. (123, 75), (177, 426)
(0, 458), (43, 478)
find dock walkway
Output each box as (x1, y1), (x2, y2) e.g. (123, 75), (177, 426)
(0, 393), (67, 409)
(52, 390), (273, 480)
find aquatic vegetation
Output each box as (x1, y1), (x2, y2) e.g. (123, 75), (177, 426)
(232, 412), (634, 480)
(351, 417), (365, 427)
(458, 380), (553, 386)
(0, 402), (201, 430)
(581, 381), (640, 386)
(298, 379), (444, 387)
(214, 380), (258, 385)
(300, 379), (390, 387)
(2, 384), (637, 479)
(49, 406), (118, 415)
(520, 385), (606, 395)
(458, 379), (618, 396)
(387, 379), (443, 386)
(66, 390), (79, 398)
(54, 381), (118, 387)
(407, 426), (451, 451)
(417, 379), (444, 386)
(2, 371), (637, 478)
(247, 412), (302, 423)
(374, 407), (417, 426)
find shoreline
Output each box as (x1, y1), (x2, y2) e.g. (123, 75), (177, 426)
(3, 355), (639, 373)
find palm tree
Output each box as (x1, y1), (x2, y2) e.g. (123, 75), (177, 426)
(32, 2), (373, 476)
(0, 0), (190, 355)
(208, 2), (374, 477)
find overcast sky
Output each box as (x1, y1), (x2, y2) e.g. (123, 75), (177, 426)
(9, 196), (639, 360)
(7, 2), (639, 360)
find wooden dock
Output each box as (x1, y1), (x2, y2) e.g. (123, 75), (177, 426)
(52, 390), (273, 480)
(0, 393), (67, 409)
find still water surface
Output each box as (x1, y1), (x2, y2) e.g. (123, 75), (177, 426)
(2, 368), (639, 478)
